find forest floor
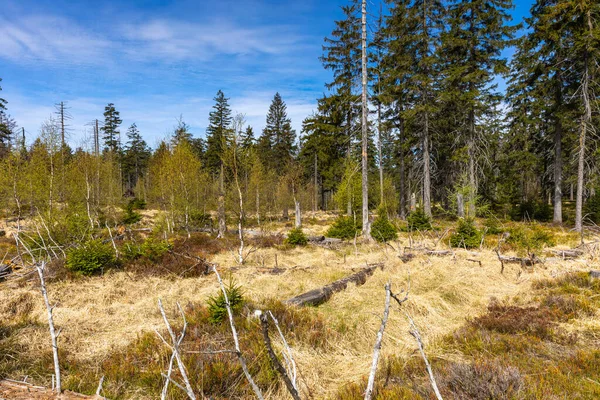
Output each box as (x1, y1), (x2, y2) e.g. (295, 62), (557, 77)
(1, 212), (600, 399)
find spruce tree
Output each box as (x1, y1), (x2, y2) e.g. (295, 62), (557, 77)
(0, 78), (6, 111)
(440, 0), (517, 216)
(172, 116), (192, 145)
(123, 123), (150, 192)
(101, 103), (123, 153)
(257, 93), (296, 171)
(240, 126), (255, 150)
(320, 1), (362, 156)
(205, 90), (232, 175)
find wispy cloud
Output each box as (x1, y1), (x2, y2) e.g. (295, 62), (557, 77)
(0, 15), (112, 65)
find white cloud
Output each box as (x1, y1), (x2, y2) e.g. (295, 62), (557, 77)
(0, 15), (112, 65)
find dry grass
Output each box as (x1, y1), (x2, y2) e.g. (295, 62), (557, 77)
(1, 215), (599, 398)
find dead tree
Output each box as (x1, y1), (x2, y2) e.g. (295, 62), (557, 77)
(156, 300), (196, 400)
(36, 262), (61, 394)
(260, 313), (301, 400)
(364, 283), (391, 400)
(213, 265), (264, 399)
(361, 0), (371, 239)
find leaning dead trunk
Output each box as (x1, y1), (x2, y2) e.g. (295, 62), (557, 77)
(36, 263), (61, 394)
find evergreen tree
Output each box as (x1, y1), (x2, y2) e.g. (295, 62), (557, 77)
(257, 93), (296, 171)
(320, 1), (362, 156)
(240, 126), (255, 150)
(440, 0), (517, 215)
(171, 116), (192, 145)
(0, 78), (6, 111)
(123, 123), (150, 192)
(0, 78), (11, 158)
(101, 103), (123, 153)
(205, 90), (232, 175)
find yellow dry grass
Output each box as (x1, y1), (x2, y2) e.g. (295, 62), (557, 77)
(1, 221), (598, 399)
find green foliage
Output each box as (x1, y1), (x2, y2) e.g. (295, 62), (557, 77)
(506, 224), (556, 254)
(450, 218), (482, 249)
(406, 208), (432, 231)
(483, 217), (504, 235)
(123, 238), (172, 262)
(510, 201), (552, 222)
(129, 197), (146, 210)
(285, 227), (308, 246)
(66, 239), (116, 275)
(584, 192), (600, 224)
(207, 280), (244, 324)
(371, 212), (398, 243)
(326, 215), (361, 240)
(189, 211), (213, 229)
(122, 198), (143, 225)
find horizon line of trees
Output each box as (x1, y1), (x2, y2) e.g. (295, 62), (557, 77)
(0, 0), (599, 234)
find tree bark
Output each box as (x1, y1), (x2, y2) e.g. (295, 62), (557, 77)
(294, 198), (301, 228)
(575, 13), (592, 233)
(361, 0), (370, 239)
(217, 164), (226, 238)
(423, 112), (432, 217)
(553, 70), (563, 224)
(467, 109), (477, 217)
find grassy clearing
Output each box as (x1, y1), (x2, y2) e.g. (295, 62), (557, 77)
(0, 214), (599, 398)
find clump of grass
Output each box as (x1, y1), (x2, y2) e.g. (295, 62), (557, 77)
(504, 224), (556, 255)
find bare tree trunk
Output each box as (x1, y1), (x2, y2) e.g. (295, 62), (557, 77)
(365, 283), (391, 400)
(314, 152), (319, 212)
(575, 15), (592, 233)
(361, 0), (370, 239)
(294, 198), (301, 228)
(553, 72), (563, 224)
(423, 112), (432, 217)
(218, 164), (226, 238)
(36, 263), (61, 394)
(467, 110), (477, 217)
(399, 114), (406, 219)
(378, 103), (384, 206)
(457, 193), (465, 218)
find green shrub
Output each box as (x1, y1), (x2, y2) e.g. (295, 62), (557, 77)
(483, 217), (504, 235)
(129, 198), (147, 210)
(510, 201), (552, 222)
(66, 239), (116, 275)
(122, 200), (142, 225)
(584, 192), (600, 223)
(189, 211), (213, 229)
(371, 213), (398, 243)
(407, 208), (433, 231)
(326, 216), (361, 239)
(207, 280), (244, 324)
(123, 238), (172, 262)
(285, 227), (308, 246)
(506, 224), (556, 253)
(450, 218), (482, 249)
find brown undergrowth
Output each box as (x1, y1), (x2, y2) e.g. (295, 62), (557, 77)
(336, 271), (600, 399)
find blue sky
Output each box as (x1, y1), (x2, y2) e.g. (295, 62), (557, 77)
(0, 0), (533, 149)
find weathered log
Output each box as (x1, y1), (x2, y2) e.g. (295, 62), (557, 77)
(285, 263), (384, 307)
(498, 255), (540, 266)
(550, 249), (584, 259)
(0, 264), (12, 280)
(308, 235), (326, 243)
(403, 247), (452, 257)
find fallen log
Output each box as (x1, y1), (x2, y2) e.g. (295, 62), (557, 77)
(550, 249), (584, 259)
(285, 263), (384, 307)
(308, 235), (325, 243)
(402, 247), (452, 257)
(498, 255), (540, 266)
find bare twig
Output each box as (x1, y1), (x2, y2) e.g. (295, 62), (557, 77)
(157, 300), (196, 400)
(213, 265), (265, 400)
(268, 311), (298, 391)
(405, 312), (443, 400)
(260, 312), (301, 400)
(364, 282), (391, 400)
